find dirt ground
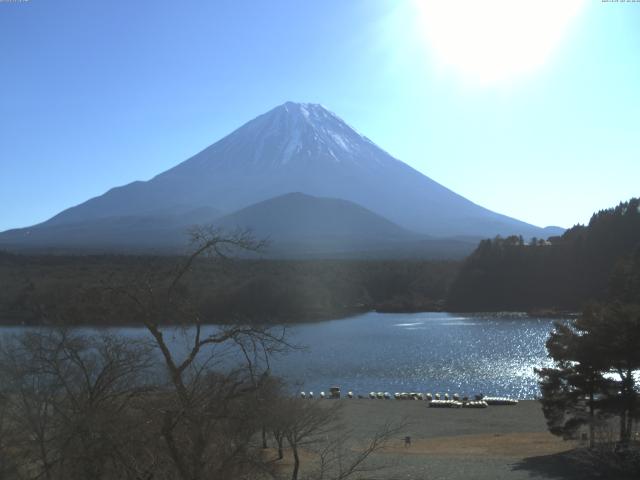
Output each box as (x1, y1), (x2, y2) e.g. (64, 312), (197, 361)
(295, 399), (601, 480)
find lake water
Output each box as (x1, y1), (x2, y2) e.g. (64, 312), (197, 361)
(275, 312), (562, 400)
(0, 312), (565, 399)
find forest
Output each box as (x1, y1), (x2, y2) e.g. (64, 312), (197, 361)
(0, 198), (640, 325)
(0, 249), (458, 326)
(446, 198), (640, 312)
(2, 198), (639, 325)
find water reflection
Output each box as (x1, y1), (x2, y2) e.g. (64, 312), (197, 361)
(273, 312), (565, 399)
(0, 312), (565, 399)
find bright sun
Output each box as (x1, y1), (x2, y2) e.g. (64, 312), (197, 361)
(412, 0), (585, 86)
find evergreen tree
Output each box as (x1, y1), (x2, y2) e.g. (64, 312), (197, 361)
(538, 302), (640, 445)
(536, 320), (610, 447)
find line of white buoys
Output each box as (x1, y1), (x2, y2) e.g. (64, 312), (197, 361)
(301, 389), (519, 407)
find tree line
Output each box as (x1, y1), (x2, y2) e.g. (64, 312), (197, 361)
(0, 250), (458, 326)
(446, 198), (640, 312)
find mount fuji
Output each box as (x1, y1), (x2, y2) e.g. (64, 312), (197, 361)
(0, 102), (562, 256)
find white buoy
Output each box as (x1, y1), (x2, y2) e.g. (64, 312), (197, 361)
(320, 391), (325, 399)
(347, 391), (353, 399)
(300, 392), (306, 399)
(309, 391), (314, 399)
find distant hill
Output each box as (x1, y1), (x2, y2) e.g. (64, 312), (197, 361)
(446, 198), (640, 311)
(213, 192), (481, 259)
(0, 102), (562, 256)
(217, 192), (411, 240)
(214, 192), (410, 256)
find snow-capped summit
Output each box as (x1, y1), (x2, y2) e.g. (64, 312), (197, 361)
(3, 102), (563, 248)
(168, 101), (392, 174)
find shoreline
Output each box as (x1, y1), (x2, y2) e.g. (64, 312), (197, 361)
(0, 308), (577, 328)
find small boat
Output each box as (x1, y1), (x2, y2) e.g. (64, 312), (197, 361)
(428, 399), (462, 408)
(482, 397), (518, 406)
(462, 400), (488, 408)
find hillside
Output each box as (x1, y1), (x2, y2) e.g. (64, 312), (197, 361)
(446, 198), (640, 311)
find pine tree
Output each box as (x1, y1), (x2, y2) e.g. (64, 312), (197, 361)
(538, 303), (640, 446)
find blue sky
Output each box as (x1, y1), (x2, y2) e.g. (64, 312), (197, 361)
(1, 0), (638, 231)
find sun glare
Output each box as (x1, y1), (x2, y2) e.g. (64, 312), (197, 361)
(413, 0), (585, 86)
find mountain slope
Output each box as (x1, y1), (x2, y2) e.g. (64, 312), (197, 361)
(0, 193), (479, 258)
(1, 101), (563, 254)
(0, 206), (222, 253)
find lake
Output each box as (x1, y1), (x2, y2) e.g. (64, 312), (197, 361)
(0, 312), (564, 399)
(274, 312), (564, 399)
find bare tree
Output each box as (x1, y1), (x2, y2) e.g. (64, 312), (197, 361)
(280, 399), (342, 480)
(268, 397), (404, 480)
(309, 421), (403, 480)
(1, 227), (406, 480)
(108, 227), (292, 480)
(0, 329), (154, 480)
